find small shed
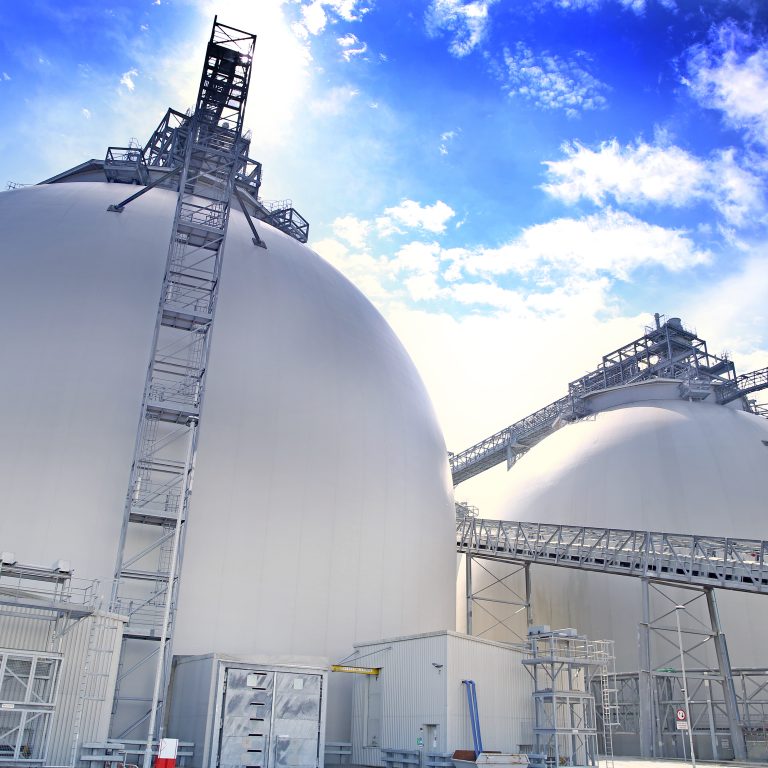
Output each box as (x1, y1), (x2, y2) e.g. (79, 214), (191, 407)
(349, 631), (533, 767)
(165, 653), (328, 768)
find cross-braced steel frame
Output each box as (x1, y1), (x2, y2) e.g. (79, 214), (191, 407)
(523, 630), (602, 768)
(107, 18), (256, 754)
(609, 668), (768, 760)
(457, 514), (764, 762)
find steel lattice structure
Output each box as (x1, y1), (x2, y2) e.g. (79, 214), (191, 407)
(106, 19), (256, 751)
(450, 316), (768, 486)
(456, 516), (768, 594)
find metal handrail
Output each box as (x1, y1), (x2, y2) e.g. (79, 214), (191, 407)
(457, 516), (768, 593)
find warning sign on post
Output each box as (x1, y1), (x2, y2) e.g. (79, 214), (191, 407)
(676, 708), (689, 730)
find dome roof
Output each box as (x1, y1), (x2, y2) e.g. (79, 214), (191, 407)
(0, 181), (456, 734)
(489, 381), (768, 669)
(500, 381), (768, 539)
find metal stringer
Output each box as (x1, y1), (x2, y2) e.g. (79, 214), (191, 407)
(107, 17), (256, 750)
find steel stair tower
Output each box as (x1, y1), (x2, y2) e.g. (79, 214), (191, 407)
(107, 18), (256, 751)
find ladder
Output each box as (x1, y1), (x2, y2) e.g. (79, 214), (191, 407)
(107, 18), (256, 749)
(70, 615), (120, 767)
(593, 642), (619, 768)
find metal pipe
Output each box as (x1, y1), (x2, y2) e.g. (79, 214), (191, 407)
(462, 680), (483, 755)
(674, 605), (697, 768)
(107, 166), (181, 212)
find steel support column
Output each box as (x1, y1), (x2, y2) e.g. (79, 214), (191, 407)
(638, 578), (654, 758)
(705, 588), (747, 761)
(465, 554), (473, 636)
(524, 562), (533, 628)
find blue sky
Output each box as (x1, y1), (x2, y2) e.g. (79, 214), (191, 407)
(2, 0), (767, 503)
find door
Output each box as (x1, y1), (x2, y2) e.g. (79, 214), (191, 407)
(217, 668), (323, 768)
(270, 672), (323, 768)
(218, 669), (275, 768)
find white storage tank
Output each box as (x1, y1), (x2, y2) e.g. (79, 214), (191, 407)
(0, 180), (457, 740)
(490, 381), (768, 672)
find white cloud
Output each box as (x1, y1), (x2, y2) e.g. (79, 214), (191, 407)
(376, 199), (456, 235)
(392, 240), (442, 274)
(389, 241), (447, 301)
(293, 0), (370, 38)
(545, 0), (648, 12)
(309, 85), (359, 115)
(333, 215), (370, 248)
(301, 1), (328, 35)
(543, 139), (765, 227)
(449, 280), (527, 310)
(119, 68), (138, 91)
(337, 33), (367, 61)
(2, 73), (10, 81)
(326, 0), (370, 21)
(313, 237), (391, 302)
(541, 0), (680, 11)
(403, 273), (443, 301)
(710, 149), (765, 227)
(543, 139), (704, 205)
(445, 209), (711, 281)
(685, 22), (768, 148)
(502, 44), (608, 116)
(439, 129), (458, 155)
(81, 108), (91, 120)
(426, 0), (498, 58)
(680, 250), (768, 361)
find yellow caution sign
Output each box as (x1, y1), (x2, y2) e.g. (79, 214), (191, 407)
(331, 665), (381, 675)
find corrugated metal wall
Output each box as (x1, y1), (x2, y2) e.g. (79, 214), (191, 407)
(351, 632), (534, 768)
(0, 609), (124, 767)
(351, 633), (447, 767)
(447, 634), (533, 753)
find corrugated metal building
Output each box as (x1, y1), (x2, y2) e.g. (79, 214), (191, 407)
(0, 610), (124, 766)
(350, 631), (533, 767)
(165, 653), (329, 768)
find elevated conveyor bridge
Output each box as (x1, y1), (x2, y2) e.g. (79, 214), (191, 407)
(456, 514), (768, 594)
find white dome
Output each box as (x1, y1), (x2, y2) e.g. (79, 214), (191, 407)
(486, 382), (768, 670)
(0, 182), (456, 735)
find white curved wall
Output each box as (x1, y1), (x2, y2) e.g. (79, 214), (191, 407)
(486, 383), (768, 671)
(0, 182), (456, 737)
(457, 382), (768, 671)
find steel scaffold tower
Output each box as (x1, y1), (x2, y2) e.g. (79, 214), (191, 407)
(524, 629), (600, 768)
(107, 18), (256, 749)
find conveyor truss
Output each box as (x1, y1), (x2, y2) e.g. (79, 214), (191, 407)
(450, 316), (768, 486)
(456, 515), (768, 594)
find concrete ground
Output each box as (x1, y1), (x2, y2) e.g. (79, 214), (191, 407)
(610, 758), (758, 768)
